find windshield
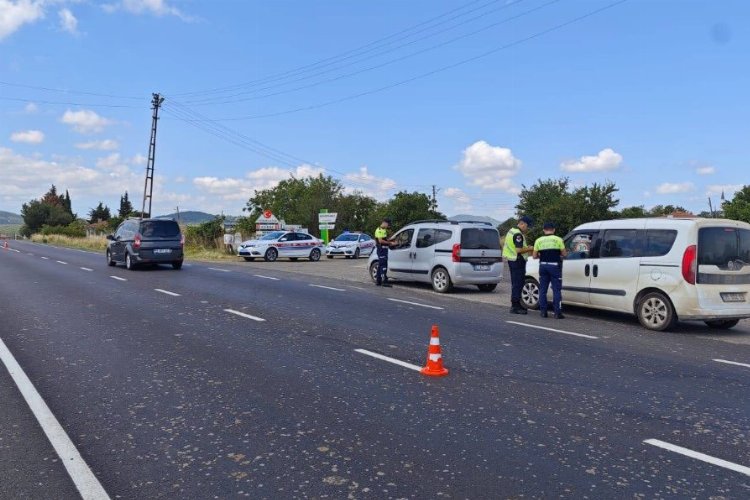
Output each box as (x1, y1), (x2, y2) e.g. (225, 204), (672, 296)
(335, 234), (359, 242)
(461, 228), (500, 250)
(139, 220), (180, 238)
(698, 227), (750, 268)
(259, 231), (286, 241)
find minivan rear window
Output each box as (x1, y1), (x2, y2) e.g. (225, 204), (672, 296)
(461, 228), (500, 250)
(642, 229), (677, 257)
(698, 227), (750, 268)
(139, 220), (181, 238)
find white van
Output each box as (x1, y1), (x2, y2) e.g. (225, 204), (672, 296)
(522, 217), (750, 331)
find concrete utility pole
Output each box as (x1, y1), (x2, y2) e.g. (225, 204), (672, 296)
(431, 185), (440, 212)
(141, 93), (165, 219)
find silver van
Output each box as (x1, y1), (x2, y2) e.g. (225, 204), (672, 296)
(368, 220), (503, 293)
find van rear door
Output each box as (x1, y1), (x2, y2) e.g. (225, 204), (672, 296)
(696, 226), (750, 311)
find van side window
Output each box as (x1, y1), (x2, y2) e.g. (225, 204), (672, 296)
(565, 231), (598, 259)
(417, 229), (452, 248)
(600, 229), (638, 258)
(642, 230), (677, 257)
(392, 229), (414, 249)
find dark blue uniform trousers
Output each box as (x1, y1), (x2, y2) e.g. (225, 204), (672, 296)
(539, 262), (562, 315)
(508, 257), (526, 307)
(375, 246), (389, 284)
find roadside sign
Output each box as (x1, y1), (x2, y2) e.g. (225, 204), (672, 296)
(319, 223), (335, 230)
(319, 213), (338, 223)
(263, 209), (273, 219)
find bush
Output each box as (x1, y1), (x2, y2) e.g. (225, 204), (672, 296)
(184, 217), (224, 249)
(40, 220), (86, 238)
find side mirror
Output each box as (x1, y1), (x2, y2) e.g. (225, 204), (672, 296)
(106, 234), (115, 241)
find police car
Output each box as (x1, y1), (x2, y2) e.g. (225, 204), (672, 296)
(238, 230), (325, 262)
(325, 232), (376, 259)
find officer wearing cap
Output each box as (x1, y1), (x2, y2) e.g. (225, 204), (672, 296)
(374, 217), (396, 287)
(532, 221), (568, 319)
(503, 216), (534, 314)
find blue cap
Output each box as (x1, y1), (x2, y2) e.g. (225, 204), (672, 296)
(543, 221), (556, 230)
(519, 216), (533, 227)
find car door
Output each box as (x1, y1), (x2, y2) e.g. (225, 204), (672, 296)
(588, 227), (644, 311)
(111, 223), (126, 261)
(294, 233), (315, 257)
(560, 230), (600, 306)
(412, 227), (452, 280)
(277, 232), (297, 258)
(387, 228), (415, 278)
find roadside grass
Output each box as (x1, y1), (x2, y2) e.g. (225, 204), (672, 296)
(0, 224), (21, 236)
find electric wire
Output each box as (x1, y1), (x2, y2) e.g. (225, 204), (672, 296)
(0, 80), (144, 100)
(0, 96), (143, 109)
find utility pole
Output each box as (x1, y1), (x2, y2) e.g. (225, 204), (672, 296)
(430, 185), (440, 212)
(708, 197), (715, 218)
(175, 206), (180, 223)
(141, 93), (165, 219)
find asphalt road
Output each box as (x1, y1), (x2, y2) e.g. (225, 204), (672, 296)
(1, 240), (749, 499)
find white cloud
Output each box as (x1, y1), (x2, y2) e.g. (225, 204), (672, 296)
(61, 109), (112, 134)
(10, 129), (44, 144)
(454, 140), (521, 192)
(58, 7), (77, 34)
(442, 187), (472, 212)
(103, 0), (189, 20)
(0, 0), (45, 41)
(706, 184), (743, 197)
(131, 153), (147, 165)
(75, 139), (119, 151)
(193, 164), (325, 202)
(695, 166), (715, 175)
(24, 102), (38, 113)
(343, 166), (396, 200)
(655, 182), (694, 194)
(560, 148), (623, 173)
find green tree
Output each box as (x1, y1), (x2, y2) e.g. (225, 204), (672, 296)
(722, 186), (750, 223)
(617, 205), (648, 218)
(647, 204), (687, 217)
(376, 191), (445, 230)
(88, 202), (111, 223)
(118, 191), (134, 218)
(335, 192), (379, 233)
(21, 199), (51, 234)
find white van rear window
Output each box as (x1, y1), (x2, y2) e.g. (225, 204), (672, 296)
(698, 227), (750, 268)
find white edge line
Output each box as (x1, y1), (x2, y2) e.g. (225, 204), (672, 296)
(506, 320), (598, 339)
(154, 288), (181, 297)
(109, 275), (127, 281)
(309, 284), (345, 292)
(41, 256), (49, 260)
(0, 337), (111, 499)
(254, 275), (280, 281)
(355, 349), (422, 372)
(80, 267), (93, 272)
(208, 267), (230, 272)
(387, 298), (444, 310)
(644, 439), (750, 477)
(713, 358), (750, 369)
(56, 261), (68, 265)
(224, 308), (265, 322)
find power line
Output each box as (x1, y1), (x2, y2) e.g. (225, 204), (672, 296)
(0, 96), (142, 109)
(0, 80), (143, 100)
(177, 0), (630, 122)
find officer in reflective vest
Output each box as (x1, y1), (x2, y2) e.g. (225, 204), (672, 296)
(532, 221), (568, 319)
(374, 217), (396, 287)
(503, 216), (534, 314)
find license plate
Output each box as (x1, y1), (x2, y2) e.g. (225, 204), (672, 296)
(474, 265), (491, 271)
(721, 292), (746, 303)
(153, 249), (172, 254)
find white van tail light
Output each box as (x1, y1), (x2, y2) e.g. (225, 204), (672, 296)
(452, 243), (461, 263)
(133, 233), (142, 250)
(682, 244), (697, 285)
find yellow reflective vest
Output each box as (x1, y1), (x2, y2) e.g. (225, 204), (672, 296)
(503, 227), (527, 261)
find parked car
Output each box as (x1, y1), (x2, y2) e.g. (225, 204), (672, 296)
(238, 230), (324, 262)
(325, 232), (376, 259)
(106, 218), (184, 270)
(367, 220), (503, 293)
(521, 217), (750, 331)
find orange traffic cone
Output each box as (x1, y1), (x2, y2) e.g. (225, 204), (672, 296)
(421, 325), (449, 377)
(2, 240), (7, 250)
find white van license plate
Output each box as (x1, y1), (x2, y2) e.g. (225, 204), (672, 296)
(154, 249), (172, 254)
(721, 292), (746, 303)
(473, 264), (491, 271)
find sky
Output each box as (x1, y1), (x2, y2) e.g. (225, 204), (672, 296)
(1, 0), (748, 222)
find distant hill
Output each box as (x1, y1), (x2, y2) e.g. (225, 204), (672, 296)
(0, 210), (22, 224)
(448, 214), (502, 227)
(157, 211), (240, 225)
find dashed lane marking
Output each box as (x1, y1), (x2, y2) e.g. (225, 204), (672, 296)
(506, 321), (598, 339)
(355, 349), (422, 372)
(387, 298), (444, 310)
(208, 267), (230, 272)
(40, 256), (49, 260)
(56, 260), (68, 265)
(80, 267), (93, 272)
(224, 309), (266, 322)
(644, 439), (750, 477)
(155, 289), (181, 297)
(713, 358), (750, 369)
(254, 275), (280, 281)
(0, 337), (111, 500)
(309, 284), (345, 292)
(109, 276), (127, 282)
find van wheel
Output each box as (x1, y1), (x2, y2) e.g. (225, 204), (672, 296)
(431, 267), (453, 293)
(521, 278), (540, 310)
(309, 248), (321, 262)
(637, 292), (675, 331)
(705, 319), (740, 329)
(477, 284), (497, 292)
(243, 257), (255, 262)
(125, 252), (135, 270)
(264, 248), (278, 262)
(106, 250), (116, 266)
(172, 261), (183, 270)
(369, 261), (379, 282)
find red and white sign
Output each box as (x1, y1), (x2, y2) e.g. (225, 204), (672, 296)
(263, 209), (273, 219)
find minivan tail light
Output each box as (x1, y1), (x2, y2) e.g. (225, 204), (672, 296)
(133, 233), (142, 250)
(682, 244), (697, 285)
(452, 243), (461, 262)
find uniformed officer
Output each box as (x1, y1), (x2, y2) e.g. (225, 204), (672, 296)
(532, 221), (568, 319)
(503, 216), (534, 314)
(374, 217), (396, 287)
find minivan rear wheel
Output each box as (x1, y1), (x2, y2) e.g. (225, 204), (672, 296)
(172, 261), (183, 270)
(106, 250), (116, 267)
(704, 319), (740, 330)
(637, 291), (675, 331)
(431, 267), (453, 293)
(369, 261), (379, 282)
(521, 278), (540, 310)
(125, 252), (135, 270)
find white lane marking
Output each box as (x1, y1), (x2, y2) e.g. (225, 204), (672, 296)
(506, 321), (598, 339)
(309, 284), (345, 292)
(41, 256), (49, 260)
(224, 309), (265, 322)
(56, 260), (68, 265)
(10, 248), (20, 253)
(109, 276), (127, 281)
(387, 298), (444, 310)
(355, 349), (422, 372)
(644, 439), (750, 477)
(80, 267), (93, 272)
(208, 267), (230, 273)
(713, 359), (750, 369)
(0, 337), (111, 499)
(155, 288), (181, 297)
(254, 274), (279, 281)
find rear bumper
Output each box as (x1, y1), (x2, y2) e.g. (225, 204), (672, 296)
(452, 262), (503, 285)
(132, 250), (183, 263)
